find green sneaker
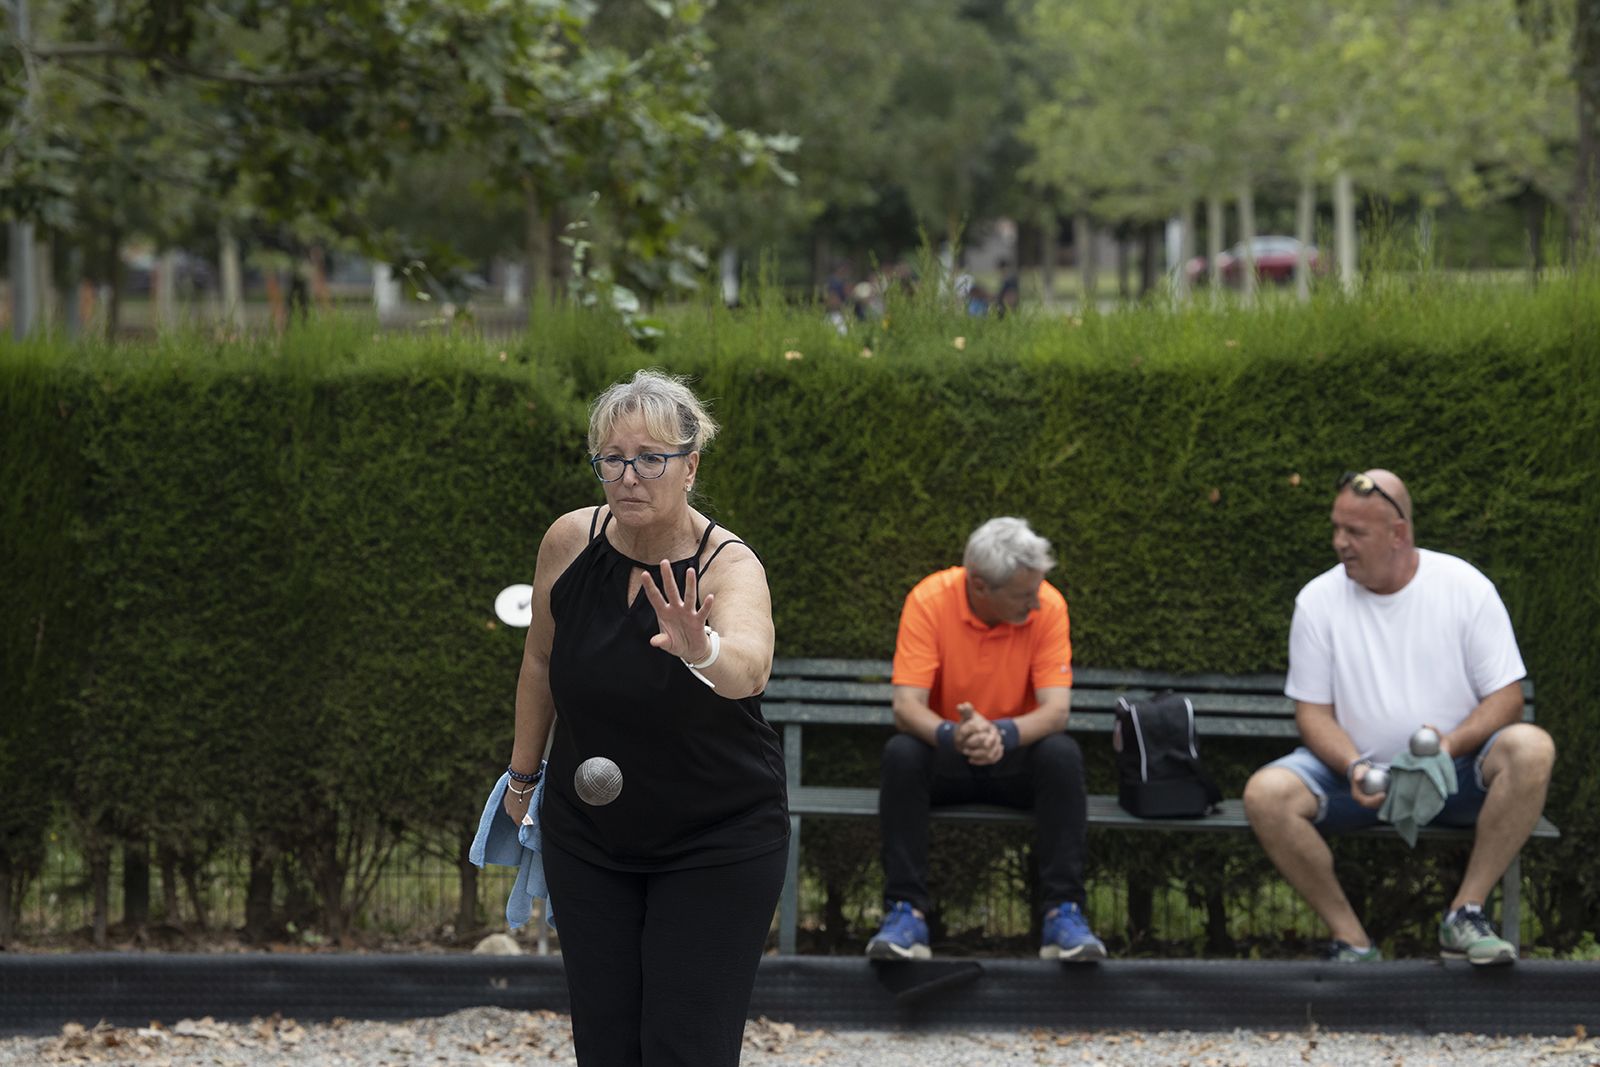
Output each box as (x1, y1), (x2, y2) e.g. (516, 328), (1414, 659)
(1439, 906), (1517, 966)
(1326, 939), (1382, 962)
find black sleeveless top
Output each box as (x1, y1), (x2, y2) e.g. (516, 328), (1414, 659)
(541, 508), (789, 870)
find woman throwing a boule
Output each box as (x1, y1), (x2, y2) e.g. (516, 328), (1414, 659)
(502, 369), (787, 1067)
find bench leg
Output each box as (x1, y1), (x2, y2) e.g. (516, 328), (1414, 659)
(1500, 854), (1522, 952)
(779, 814), (801, 954)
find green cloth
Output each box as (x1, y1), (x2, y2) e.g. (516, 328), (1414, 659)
(1377, 749), (1458, 846)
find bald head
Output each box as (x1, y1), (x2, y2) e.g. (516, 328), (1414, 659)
(1331, 468), (1418, 594)
(1362, 469), (1412, 524)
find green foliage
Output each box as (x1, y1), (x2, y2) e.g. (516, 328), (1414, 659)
(4, 0), (794, 311)
(1, 273), (1596, 948)
(0, 341), (86, 912)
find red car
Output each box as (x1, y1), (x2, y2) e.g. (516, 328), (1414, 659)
(1185, 236), (1320, 286)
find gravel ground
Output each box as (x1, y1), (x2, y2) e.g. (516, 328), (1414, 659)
(3, 1008), (1597, 1066)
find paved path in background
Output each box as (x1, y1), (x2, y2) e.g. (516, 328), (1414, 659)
(4, 1007), (1597, 1066)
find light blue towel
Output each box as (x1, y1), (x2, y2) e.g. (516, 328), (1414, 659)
(469, 768), (552, 929)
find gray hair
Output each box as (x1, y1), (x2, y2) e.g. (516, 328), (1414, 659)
(587, 369), (718, 455)
(963, 517), (1056, 585)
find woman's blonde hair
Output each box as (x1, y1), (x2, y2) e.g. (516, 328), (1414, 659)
(587, 369), (718, 455)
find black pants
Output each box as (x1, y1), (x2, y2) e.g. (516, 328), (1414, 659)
(542, 838), (787, 1067)
(879, 731), (1088, 916)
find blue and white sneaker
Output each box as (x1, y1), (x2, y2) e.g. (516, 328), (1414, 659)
(1040, 902), (1107, 961)
(865, 900), (931, 960)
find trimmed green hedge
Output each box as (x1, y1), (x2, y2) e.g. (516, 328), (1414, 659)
(2, 278), (1596, 949)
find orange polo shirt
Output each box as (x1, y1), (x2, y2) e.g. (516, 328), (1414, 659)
(890, 566), (1073, 721)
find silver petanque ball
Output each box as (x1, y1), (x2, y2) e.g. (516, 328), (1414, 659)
(574, 756), (624, 806)
(1359, 766), (1390, 796)
(1410, 726), (1441, 758)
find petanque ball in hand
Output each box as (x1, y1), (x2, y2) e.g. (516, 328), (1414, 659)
(574, 756), (624, 806)
(1359, 766), (1390, 796)
(1409, 726), (1441, 758)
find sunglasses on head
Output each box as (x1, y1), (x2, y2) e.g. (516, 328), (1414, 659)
(1337, 471), (1405, 520)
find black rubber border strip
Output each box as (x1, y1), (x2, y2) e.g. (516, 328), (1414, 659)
(4, 954), (1597, 1037)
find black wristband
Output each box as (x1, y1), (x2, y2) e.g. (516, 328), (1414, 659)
(995, 718), (1021, 753)
(936, 721), (956, 753)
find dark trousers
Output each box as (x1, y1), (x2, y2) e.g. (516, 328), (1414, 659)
(879, 731), (1088, 916)
(542, 838), (786, 1067)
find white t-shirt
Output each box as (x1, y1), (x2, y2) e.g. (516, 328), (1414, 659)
(1285, 548), (1526, 762)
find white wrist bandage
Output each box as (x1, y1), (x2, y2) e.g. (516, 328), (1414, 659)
(683, 626), (720, 686)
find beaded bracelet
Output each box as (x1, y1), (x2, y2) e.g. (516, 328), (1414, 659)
(507, 764), (543, 785)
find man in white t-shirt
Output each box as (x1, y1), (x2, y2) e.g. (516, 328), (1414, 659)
(1243, 469), (1555, 966)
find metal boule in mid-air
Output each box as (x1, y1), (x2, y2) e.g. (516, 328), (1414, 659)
(1409, 726), (1441, 758)
(575, 756), (624, 806)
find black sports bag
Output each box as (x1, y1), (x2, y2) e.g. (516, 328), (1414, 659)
(1112, 691), (1222, 818)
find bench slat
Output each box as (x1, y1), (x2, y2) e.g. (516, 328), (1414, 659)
(787, 786), (1560, 841)
(762, 704), (1305, 738)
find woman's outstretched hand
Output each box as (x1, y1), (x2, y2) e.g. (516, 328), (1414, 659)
(642, 558), (715, 661)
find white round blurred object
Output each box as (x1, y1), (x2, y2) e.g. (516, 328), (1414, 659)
(494, 584), (534, 628)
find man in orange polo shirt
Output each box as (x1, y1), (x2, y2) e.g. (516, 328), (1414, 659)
(866, 517), (1106, 962)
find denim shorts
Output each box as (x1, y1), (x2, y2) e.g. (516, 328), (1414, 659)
(1265, 729), (1504, 834)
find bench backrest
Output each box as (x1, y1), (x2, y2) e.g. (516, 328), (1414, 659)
(763, 657), (1536, 741)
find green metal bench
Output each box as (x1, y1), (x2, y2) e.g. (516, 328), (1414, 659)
(763, 657), (1558, 955)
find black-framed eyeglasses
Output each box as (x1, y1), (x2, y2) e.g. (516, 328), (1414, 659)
(590, 451), (692, 483)
(1337, 470), (1405, 520)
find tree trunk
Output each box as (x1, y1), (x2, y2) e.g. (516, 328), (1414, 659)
(373, 261), (401, 316)
(811, 232), (830, 295)
(1075, 213), (1097, 311)
(525, 183), (554, 312)
(1334, 170), (1357, 292)
(1205, 195), (1225, 293)
(36, 237), (54, 327)
(1127, 880), (1153, 946)
(90, 842), (110, 948)
(822, 879), (849, 953)
(1039, 210), (1058, 304)
(263, 272), (287, 333)
(1237, 181), (1258, 304)
(1206, 888), (1230, 954)
(180, 855), (210, 930)
(455, 831), (479, 940)
(0, 851), (13, 945)
(158, 844), (181, 925)
(1417, 201), (1436, 269)
(103, 227), (122, 341)
(1116, 231), (1131, 300)
(244, 846), (275, 941)
(308, 245), (331, 310)
(122, 839), (150, 935)
(155, 249), (179, 331)
(7, 220), (38, 339)
(64, 244), (83, 338)
(1295, 176), (1316, 303)
(1525, 187), (1546, 284)
(1573, 0), (1600, 255)
(719, 245), (740, 307)
(1139, 222), (1160, 296)
(1172, 199), (1196, 303)
(218, 224), (245, 331)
